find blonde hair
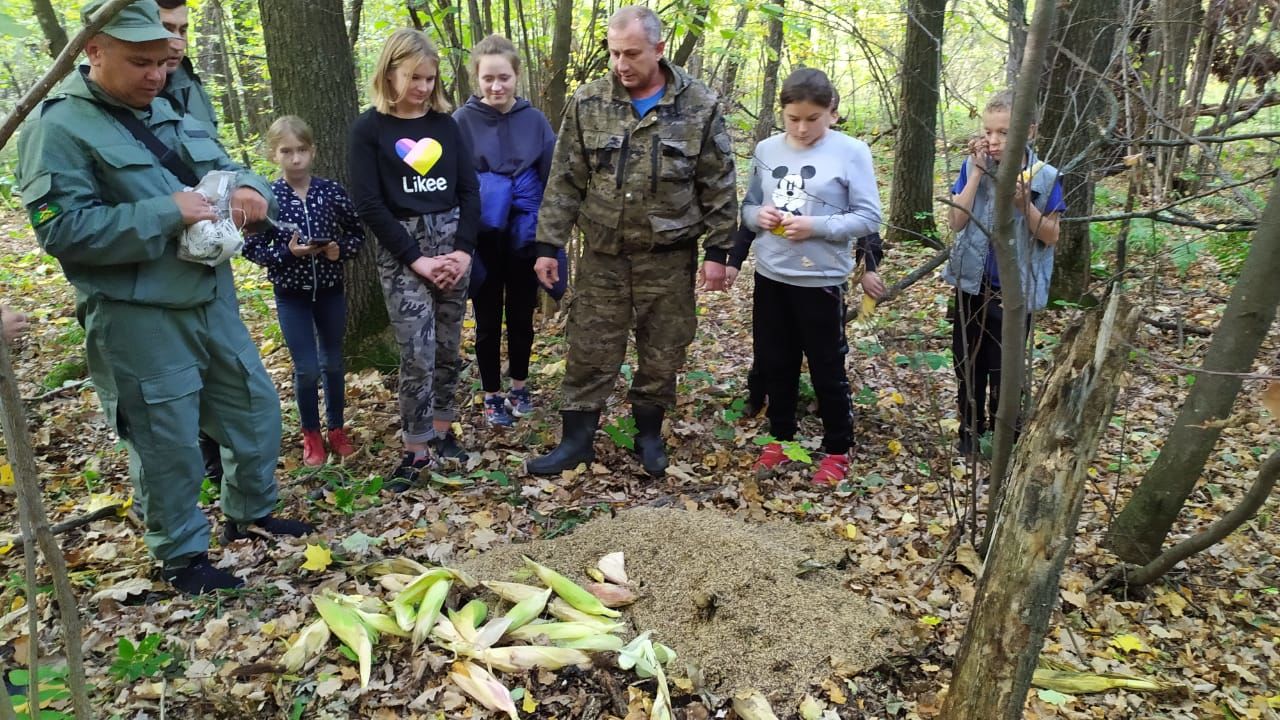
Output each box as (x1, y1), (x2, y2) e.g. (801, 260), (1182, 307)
(265, 115), (313, 154)
(985, 90), (1015, 114)
(371, 28), (451, 114)
(469, 34), (521, 92)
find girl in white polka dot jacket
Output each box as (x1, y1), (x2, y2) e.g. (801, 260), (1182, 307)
(244, 115), (365, 467)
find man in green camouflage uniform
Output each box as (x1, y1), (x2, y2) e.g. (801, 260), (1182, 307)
(17, 0), (312, 594)
(527, 5), (737, 477)
(156, 0), (217, 132)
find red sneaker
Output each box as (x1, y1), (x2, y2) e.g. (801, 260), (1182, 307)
(327, 427), (356, 458)
(302, 429), (326, 466)
(754, 442), (787, 471)
(812, 453), (849, 485)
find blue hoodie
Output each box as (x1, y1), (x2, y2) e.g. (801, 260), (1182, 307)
(453, 96), (556, 186)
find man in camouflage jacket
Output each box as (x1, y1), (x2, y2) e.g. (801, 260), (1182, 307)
(527, 4), (738, 478)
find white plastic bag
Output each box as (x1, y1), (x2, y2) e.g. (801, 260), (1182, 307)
(178, 170), (244, 266)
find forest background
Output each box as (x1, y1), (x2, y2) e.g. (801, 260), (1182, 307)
(0, 0), (1277, 718)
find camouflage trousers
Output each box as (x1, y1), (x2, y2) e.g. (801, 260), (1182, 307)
(376, 209), (470, 444)
(562, 245), (698, 411)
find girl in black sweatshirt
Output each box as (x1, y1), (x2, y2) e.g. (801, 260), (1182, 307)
(349, 28), (480, 489)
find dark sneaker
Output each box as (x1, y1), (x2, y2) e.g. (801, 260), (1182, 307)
(507, 387), (535, 417)
(430, 431), (470, 464)
(222, 514), (315, 544)
(387, 451), (434, 492)
(485, 395), (516, 427)
(163, 553), (243, 595)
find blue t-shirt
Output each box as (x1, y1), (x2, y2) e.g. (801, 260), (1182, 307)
(631, 86), (666, 117)
(950, 160), (1066, 287)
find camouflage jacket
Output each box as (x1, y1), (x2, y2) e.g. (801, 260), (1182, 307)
(535, 59), (737, 261)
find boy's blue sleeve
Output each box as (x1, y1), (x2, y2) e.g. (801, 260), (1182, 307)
(1043, 178), (1066, 214)
(949, 161), (968, 195)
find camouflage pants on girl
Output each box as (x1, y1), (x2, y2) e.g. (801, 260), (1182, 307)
(376, 209), (470, 444)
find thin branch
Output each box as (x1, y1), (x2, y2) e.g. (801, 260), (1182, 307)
(1135, 130), (1280, 147)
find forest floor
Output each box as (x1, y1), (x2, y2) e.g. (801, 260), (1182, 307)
(0, 206), (1277, 720)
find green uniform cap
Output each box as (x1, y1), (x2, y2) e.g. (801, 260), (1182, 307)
(81, 0), (176, 43)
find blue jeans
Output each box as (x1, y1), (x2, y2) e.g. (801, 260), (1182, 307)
(275, 289), (346, 431)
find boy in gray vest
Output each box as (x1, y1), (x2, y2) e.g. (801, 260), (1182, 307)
(943, 91), (1065, 456)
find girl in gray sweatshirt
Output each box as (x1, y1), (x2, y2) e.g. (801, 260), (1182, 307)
(740, 67), (883, 485)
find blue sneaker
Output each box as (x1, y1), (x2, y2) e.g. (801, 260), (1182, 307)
(508, 387), (535, 417)
(485, 394), (516, 427)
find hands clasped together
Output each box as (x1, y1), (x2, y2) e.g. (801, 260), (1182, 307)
(411, 251), (473, 291)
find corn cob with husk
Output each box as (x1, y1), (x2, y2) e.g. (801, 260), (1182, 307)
(523, 556), (620, 618)
(558, 633), (625, 652)
(546, 598), (621, 630)
(483, 580), (547, 605)
(498, 587), (552, 633)
(281, 619), (330, 673)
(508, 621), (622, 643)
(450, 661), (519, 720)
(361, 556), (432, 578)
(391, 568), (457, 631)
(313, 595), (375, 688)
(465, 645), (592, 673)
(411, 578), (451, 649)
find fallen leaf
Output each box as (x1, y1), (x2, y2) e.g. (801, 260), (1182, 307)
(89, 578), (153, 602)
(1261, 382), (1280, 421)
(1109, 633), (1146, 653)
(301, 544), (333, 572)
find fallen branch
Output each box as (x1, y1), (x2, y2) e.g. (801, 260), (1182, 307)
(880, 246), (950, 305)
(24, 378), (92, 403)
(1141, 314), (1212, 338)
(6, 504), (126, 552)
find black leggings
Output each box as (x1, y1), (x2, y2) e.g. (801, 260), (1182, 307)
(753, 273), (852, 454)
(471, 233), (539, 393)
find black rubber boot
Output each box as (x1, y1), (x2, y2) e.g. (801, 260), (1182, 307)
(163, 553), (243, 595)
(199, 433), (223, 482)
(632, 404), (669, 477)
(222, 514), (315, 544)
(526, 410), (599, 475)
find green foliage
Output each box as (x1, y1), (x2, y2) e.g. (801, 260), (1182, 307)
(306, 465), (382, 515)
(40, 359), (87, 391)
(109, 634), (174, 683)
(603, 416), (637, 450)
(6, 665), (73, 720)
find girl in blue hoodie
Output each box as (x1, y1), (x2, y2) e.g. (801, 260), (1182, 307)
(454, 34), (556, 428)
(244, 115), (364, 466)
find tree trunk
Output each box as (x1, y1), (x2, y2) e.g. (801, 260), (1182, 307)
(983, 0), (1056, 547)
(259, 0), (391, 364)
(541, 0), (574, 123)
(1006, 0), (1026, 88)
(230, 0), (272, 137)
(671, 0), (710, 69)
(940, 295), (1141, 720)
(716, 7), (750, 114)
(31, 0), (68, 59)
(1105, 172), (1280, 563)
(348, 0), (365, 47)
(1039, 0), (1121, 306)
(203, 1), (250, 164)
(886, 0), (945, 250)
(1148, 0), (1203, 198)
(755, 2), (785, 144)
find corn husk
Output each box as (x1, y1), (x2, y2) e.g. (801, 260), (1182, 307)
(558, 633), (625, 652)
(509, 621), (623, 643)
(411, 578), (452, 649)
(314, 595), (375, 688)
(585, 582), (638, 608)
(1032, 668), (1178, 694)
(546, 598), (620, 630)
(329, 592), (388, 614)
(1020, 160), (1046, 184)
(432, 615), (464, 645)
(355, 608), (409, 638)
(450, 661), (519, 720)
(523, 555), (620, 618)
(483, 580), (547, 605)
(472, 617), (513, 651)
(467, 645), (592, 672)
(798, 695), (825, 720)
(392, 568), (455, 631)
(732, 689), (779, 720)
(597, 552), (629, 585)
(362, 556), (431, 578)
(449, 599), (489, 644)
(501, 587), (553, 633)
(281, 618), (330, 672)
(377, 573), (416, 593)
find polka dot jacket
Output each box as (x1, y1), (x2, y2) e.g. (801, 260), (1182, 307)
(243, 176), (365, 296)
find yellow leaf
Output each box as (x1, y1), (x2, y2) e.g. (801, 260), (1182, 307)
(920, 615), (943, 626)
(260, 338), (280, 356)
(1109, 634), (1146, 653)
(540, 359), (567, 377)
(1262, 382), (1280, 421)
(0, 462), (12, 487)
(887, 439), (903, 456)
(522, 690), (538, 713)
(843, 523), (858, 541)
(890, 391), (905, 405)
(302, 544), (333, 572)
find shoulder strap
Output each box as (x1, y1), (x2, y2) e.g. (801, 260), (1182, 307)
(99, 104), (201, 187)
